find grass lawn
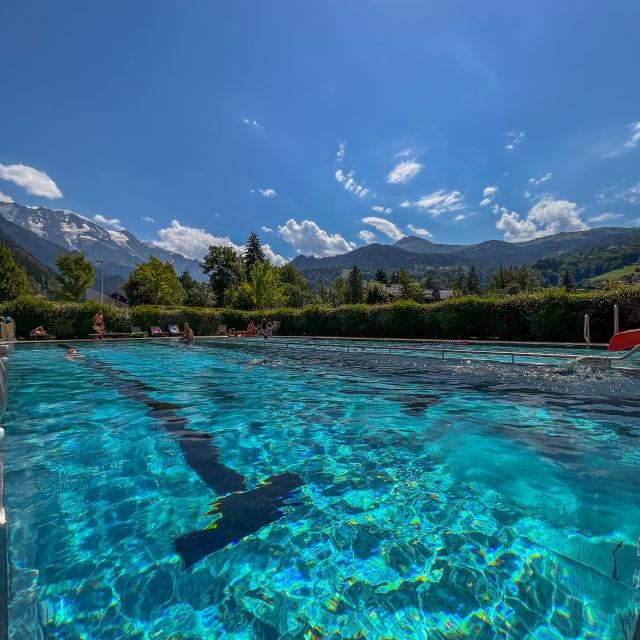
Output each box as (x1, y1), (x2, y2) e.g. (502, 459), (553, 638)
(590, 263), (640, 283)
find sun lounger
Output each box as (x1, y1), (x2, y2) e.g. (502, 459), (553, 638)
(168, 324), (180, 336)
(149, 326), (167, 337)
(29, 330), (54, 340)
(216, 325), (227, 335)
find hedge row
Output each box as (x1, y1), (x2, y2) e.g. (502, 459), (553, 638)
(1, 286), (639, 342)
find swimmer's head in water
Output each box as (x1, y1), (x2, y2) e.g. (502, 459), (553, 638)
(68, 347), (77, 354)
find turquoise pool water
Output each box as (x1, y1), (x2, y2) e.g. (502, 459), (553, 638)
(3, 340), (640, 639)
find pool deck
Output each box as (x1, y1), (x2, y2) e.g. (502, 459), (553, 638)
(3, 335), (608, 348)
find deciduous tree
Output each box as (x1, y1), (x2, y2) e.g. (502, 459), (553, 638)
(55, 252), (94, 302)
(0, 242), (29, 301)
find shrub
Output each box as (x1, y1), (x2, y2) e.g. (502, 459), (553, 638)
(1, 285), (639, 342)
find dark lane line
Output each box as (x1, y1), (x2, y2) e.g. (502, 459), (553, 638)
(63, 347), (303, 567)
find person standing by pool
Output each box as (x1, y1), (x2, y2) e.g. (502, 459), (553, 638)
(92, 310), (105, 338)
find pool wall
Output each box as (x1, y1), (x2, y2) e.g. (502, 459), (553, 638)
(0, 345), (7, 640)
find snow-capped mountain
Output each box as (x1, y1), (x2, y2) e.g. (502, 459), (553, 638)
(0, 202), (206, 281)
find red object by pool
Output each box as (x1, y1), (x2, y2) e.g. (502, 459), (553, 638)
(608, 329), (640, 352)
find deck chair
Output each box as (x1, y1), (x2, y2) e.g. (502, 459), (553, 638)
(29, 328), (54, 340)
(149, 326), (166, 337)
(131, 326), (142, 334)
(168, 324), (180, 336)
(216, 325), (227, 335)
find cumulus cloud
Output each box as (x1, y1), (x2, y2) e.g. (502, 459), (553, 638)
(0, 163), (62, 199)
(480, 185), (498, 207)
(257, 188), (277, 198)
(371, 205), (393, 214)
(278, 218), (355, 257)
(407, 224), (432, 238)
(358, 229), (376, 243)
(413, 190), (465, 216)
(0, 191), (13, 203)
(335, 169), (370, 198)
(154, 219), (241, 259)
(262, 243), (287, 267)
(496, 197), (588, 242)
(361, 216), (404, 241)
(141, 216), (155, 223)
(386, 158), (423, 184)
(505, 130), (525, 151)
(588, 212), (623, 223)
(625, 121), (640, 149)
(93, 214), (124, 230)
(400, 200), (411, 208)
(529, 172), (552, 186)
(242, 117), (261, 128)
(336, 140), (347, 162)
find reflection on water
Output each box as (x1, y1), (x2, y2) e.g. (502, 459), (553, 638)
(4, 341), (640, 639)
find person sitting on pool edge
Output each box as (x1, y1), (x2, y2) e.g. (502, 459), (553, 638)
(92, 309), (105, 338)
(246, 320), (257, 336)
(182, 322), (195, 341)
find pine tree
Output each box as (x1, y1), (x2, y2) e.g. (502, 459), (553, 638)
(373, 269), (388, 284)
(466, 266), (481, 295)
(244, 232), (265, 276)
(346, 266), (364, 304)
(452, 267), (466, 296)
(0, 241), (30, 301)
(560, 268), (575, 291)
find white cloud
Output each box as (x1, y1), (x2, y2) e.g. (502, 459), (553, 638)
(358, 229), (376, 243)
(524, 191), (532, 199)
(0, 163), (62, 199)
(278, 218), (355, 257)
(262, 243), (287, 267)
(395, 149), (412, 158)
(505, 130), (525, 151)
(588, 212), (623, 223)
(625, 121), (640, 149)
(406, 224), (432, 238)
(335, 169), (369, 198)
(386, 158), (423, 184)
(629, 217), (640, 226)
(413, 190), (465, 216)
(496, 197), (588, 242)
(242, 117), (261, 128)
(454, 214), (467, 222)
(154, 219), (242, 259)
(361, 216), (404, 241)
(261, 226), (274, 233)
(93, 214), (124, 230)
(336, 140), (347, 162)
(621, 182), (640, 204)
(529, 172), (552, 186)
(480, 185), (498, 207)
(371, 205), (393, 214)
(257, 188), (278, 198)
(0, 191), (13, 203)
(141, 216), (155, 223)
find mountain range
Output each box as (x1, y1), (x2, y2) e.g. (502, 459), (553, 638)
(0, 202), (205, 292)
(2, 200), (639, 293)
(291, 227), (639, 283)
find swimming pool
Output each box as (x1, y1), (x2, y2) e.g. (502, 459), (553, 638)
(3, 340), (640, 638)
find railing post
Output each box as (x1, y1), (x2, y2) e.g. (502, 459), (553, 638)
(614, 304), (619, 336)
(584, 314), (591, 347)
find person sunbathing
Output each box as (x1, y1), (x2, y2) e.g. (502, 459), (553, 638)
(31, 326), (46, 336)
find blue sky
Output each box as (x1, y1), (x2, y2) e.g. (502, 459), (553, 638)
(1, 0), (639, 263)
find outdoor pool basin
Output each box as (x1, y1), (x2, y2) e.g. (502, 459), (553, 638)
(2, 339), (640, 639)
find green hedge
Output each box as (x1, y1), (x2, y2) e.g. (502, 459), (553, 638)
(2, 286), (639, 342)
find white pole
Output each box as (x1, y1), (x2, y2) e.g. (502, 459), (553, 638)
(584, 314), (590, 347)
(613, 304), (619, 336)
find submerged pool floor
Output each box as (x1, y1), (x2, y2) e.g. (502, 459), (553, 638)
(4, 340), (640, 639)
